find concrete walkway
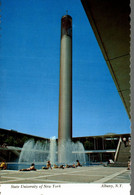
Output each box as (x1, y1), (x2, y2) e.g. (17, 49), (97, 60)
(0, 166), (130, 184)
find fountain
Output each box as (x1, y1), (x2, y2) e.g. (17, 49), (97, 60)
(18, 139), (50, 164)
(18, 137), (86, 166)
(49, 136), (57, 164)
(58, 139), (86, 164)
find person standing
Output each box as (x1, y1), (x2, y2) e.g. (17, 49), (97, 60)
(123, 137), (127, 147)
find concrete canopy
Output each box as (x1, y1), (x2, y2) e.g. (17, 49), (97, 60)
(81, 0), (130, 118)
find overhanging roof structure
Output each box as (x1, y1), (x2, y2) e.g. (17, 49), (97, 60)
(81, 0), (130, 118)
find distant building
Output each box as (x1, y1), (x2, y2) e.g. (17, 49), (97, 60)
(0, 128), (130, 165)
(72, 133), (130, 164)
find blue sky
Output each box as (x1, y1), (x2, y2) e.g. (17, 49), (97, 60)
(0, 0), (130, 139)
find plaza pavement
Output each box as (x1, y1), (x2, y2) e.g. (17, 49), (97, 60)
(0, 166), (130, 184)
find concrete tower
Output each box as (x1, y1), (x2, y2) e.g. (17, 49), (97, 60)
(58, 15), (72, 163)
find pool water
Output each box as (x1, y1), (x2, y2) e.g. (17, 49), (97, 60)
(7, 163), (46, 170)
(6, 162), (102, 170)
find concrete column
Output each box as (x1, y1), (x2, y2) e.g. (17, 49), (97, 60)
(58, 15), (72, 163)
(94, 138), (96, 150)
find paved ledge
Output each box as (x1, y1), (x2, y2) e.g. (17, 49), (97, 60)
(0, 166), (130, 184)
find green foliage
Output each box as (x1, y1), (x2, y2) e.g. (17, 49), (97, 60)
(83, 140), (94, 150)
(0, 134), (6, 144)
(1, 134), (29, 147)
(5, 136), (15, 146)
(0, 131), (48, 148)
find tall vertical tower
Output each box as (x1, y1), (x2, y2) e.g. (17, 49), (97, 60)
(58, 15), (72, 163)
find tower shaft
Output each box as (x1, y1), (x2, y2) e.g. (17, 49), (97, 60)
(58, 15), (72, 163)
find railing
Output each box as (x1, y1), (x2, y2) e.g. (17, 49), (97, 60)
(114, 137), (122, 162)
